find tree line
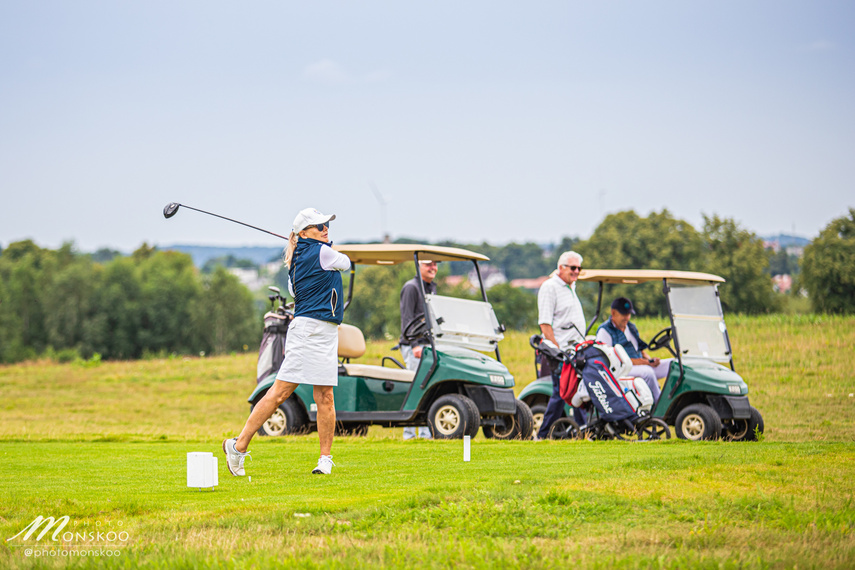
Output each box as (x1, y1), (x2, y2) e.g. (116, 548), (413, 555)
(0, 241), (257, 363)
(1, 208), (852, 363)
(345, 209), (854, 339)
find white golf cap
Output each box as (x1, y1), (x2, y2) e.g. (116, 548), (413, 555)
(292, 208), (336, 234)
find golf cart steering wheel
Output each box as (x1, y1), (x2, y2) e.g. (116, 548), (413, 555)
(402, 317), (430, 344)
(647, 327), (677, 358)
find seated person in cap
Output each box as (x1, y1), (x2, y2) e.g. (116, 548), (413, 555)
(595, 297), (672, 401)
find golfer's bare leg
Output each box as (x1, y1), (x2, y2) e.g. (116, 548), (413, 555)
(314, 385), (336, 456)
(235, 380), (297, 452)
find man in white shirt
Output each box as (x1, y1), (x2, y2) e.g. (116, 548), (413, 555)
(536, 251), (587, 439)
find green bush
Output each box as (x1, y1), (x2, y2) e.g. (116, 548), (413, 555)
(801, 208), (855, 314)
(55, 348), (80, 363)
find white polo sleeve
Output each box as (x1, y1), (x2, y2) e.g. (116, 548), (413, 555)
(595, 328), (612, 346)
(319, 246), (352, 271)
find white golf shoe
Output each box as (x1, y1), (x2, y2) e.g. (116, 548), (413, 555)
(222, 438), (250, 476)
(312, 455), (335, 475)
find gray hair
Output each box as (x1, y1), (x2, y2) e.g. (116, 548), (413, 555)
(557, 251), (583, 268)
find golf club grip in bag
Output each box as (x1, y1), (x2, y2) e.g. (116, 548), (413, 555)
(530, 334), (566, 379)
(257, 314), (292, 383)
(576, 345), (638, 423)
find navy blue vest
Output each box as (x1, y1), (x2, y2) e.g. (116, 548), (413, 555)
(291, 238), (344, 324)
(597, 319), (648, 359)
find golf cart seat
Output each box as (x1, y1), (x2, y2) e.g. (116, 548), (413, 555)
(337, 323), (416, 383)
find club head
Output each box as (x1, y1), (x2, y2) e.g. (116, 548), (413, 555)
(163, 202), (181, 219)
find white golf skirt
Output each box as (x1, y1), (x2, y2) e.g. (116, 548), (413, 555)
(275, 317), (339, 386)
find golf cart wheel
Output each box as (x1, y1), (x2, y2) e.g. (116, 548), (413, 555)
(528, 403), (547, 436)
(427, 394), (479, 439)
(461, 395), (481, 439)
(675, 404), (722, 441)
(722, 406), (765, 442)
(255, 398), (308, 436)
(635, 417), (671, 441)
(482, 400), (535, 440)
(548, 417), (581, 440)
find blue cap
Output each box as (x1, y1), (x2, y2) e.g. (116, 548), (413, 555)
(611, 297), (635, 315)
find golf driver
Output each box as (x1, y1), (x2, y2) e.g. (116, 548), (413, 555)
(163, 202), (289, 240)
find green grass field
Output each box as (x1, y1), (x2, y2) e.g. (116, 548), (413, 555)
(1, 315), (853, 568)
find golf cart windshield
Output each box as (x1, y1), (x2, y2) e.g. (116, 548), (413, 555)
(424, 294), (504, 352)
(667, 283), (731, 363)
(334, 243), (505, 360)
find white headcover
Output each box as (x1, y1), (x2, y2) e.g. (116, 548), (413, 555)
(592, 342), (632, 379)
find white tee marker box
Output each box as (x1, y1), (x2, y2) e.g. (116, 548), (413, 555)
(187, 452), (219, 489)
(463, 435), (471, 462)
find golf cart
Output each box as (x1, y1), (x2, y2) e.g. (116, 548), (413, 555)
(249, 244), (534, 440)
(518, 270), (764, 441)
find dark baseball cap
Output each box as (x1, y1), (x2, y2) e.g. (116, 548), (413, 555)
(611, 297), (635, 315)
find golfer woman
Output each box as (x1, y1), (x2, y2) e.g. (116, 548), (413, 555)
(224, 207), (351, 475)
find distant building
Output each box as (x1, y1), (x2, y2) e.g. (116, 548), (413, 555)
(510, 275), (549, 291)
(443, 275), (469, 289)
(228, 261), (283, 292)
(763, 240), (781, 253)
(228, 267), (266, 290)
(762, 234), (810, 255)
(771, 274), (793, 294)
(468, 265), (506, 290)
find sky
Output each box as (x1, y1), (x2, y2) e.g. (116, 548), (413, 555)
(1, 1), (853, 253)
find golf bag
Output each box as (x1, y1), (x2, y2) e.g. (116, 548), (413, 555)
(256, 312), (292, 384)
(570, 343), (639, 423)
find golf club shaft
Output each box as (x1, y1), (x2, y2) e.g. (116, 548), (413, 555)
(179, 204), (289, 240)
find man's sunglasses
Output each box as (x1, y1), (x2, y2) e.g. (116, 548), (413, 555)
(561, 264), (582, 271)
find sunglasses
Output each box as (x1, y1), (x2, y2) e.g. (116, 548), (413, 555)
(561, 265), (582, 271)
(306, 222), (329, 232)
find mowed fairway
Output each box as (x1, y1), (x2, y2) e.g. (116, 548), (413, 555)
(1, 315), (853, 569)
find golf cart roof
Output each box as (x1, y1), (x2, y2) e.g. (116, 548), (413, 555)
(333, 244), (490, 265)
(578, 269), (725, 285)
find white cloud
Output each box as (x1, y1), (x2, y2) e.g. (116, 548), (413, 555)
(303, 59), (350, 85)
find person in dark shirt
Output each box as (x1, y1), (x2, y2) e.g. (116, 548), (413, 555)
(399, 259), (438, 439)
